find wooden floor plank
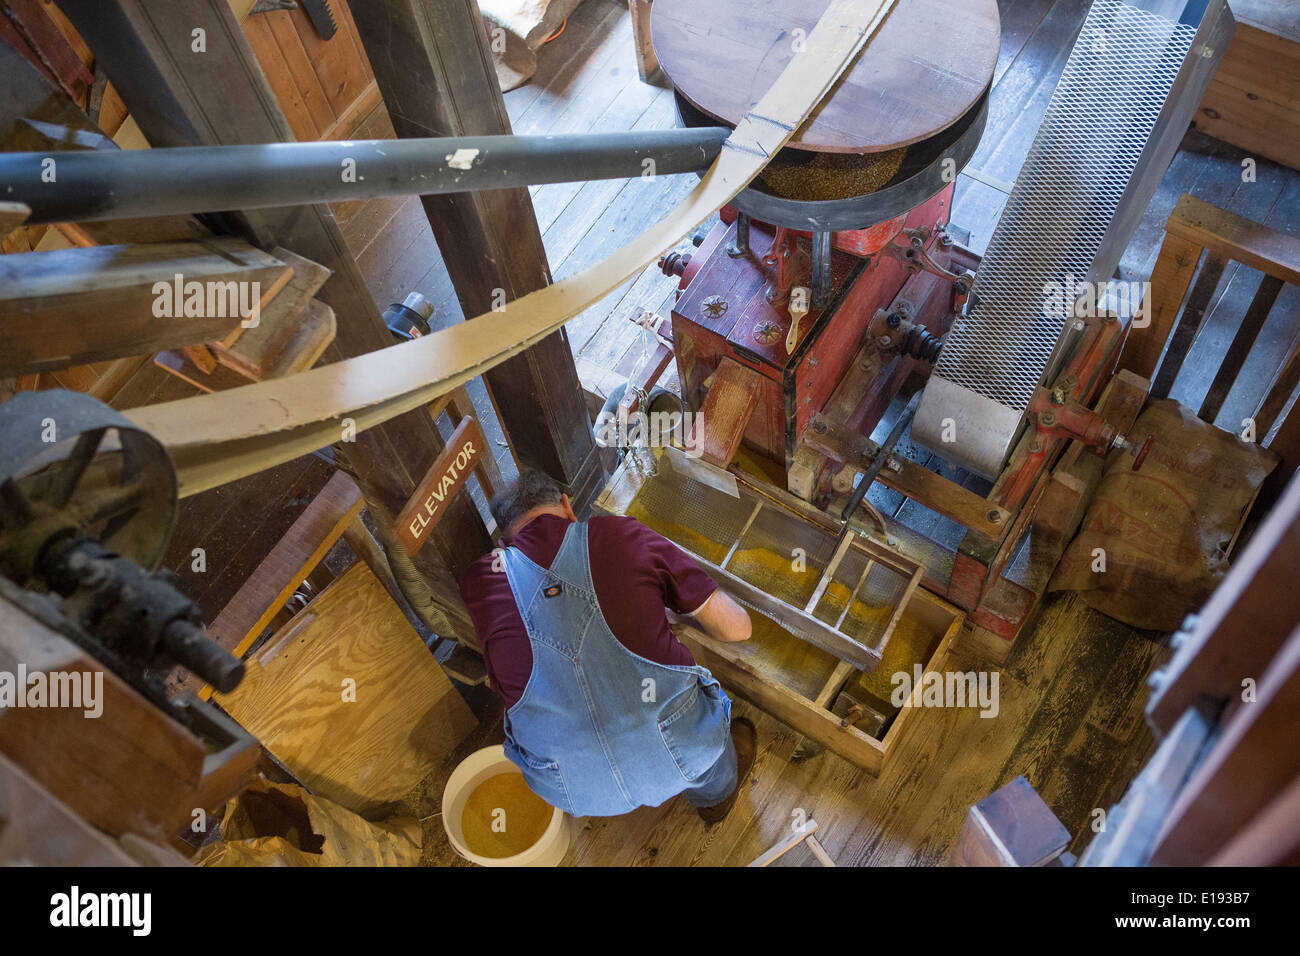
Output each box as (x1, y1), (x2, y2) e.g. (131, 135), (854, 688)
(977, 0), (1093, 184)
(508, 1), (634, 136)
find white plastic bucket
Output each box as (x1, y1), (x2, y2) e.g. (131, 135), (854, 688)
(441, 744), (571, 867)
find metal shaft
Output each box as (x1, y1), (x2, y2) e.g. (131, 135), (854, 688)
(161, 619), (245, 695)
(840, 390), (924, 524)
(1, 127), (731, 224)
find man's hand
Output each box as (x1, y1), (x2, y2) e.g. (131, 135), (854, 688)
(687, 589), (752, 643)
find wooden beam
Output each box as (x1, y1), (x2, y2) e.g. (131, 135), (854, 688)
(628, 0), (666, 86)
(1255, 342), (1300, 438)
(0, 239), (291, 375)
(155, 347), (260, 393)
(1260, 403), (1300, 512)
(1208, 771), (1300, 866)
(0, 751), (139, 866)
(212, 247), (332, 378)
(0, 594), (206, 839)
(695, 358), (763, 468)
(806, 416), (1008, 539)
(348, 0), (603, 509)
(1118, 232), (1202, 380)
(1152, 622), (1300, 865)
(1167, 192), (1300, 287)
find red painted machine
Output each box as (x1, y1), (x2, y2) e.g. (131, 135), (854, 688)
(627, 0), (1202, 649)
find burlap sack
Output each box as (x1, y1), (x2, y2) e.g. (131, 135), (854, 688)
(1048, 399), (1276, 631)
(197, 780), (421, 867)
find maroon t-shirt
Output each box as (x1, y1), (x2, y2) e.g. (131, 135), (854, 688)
(458, 514), (719, 709)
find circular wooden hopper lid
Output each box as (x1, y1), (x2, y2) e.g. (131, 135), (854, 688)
(652, 0), (1001, 154)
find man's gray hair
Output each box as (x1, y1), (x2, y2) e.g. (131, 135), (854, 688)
(490, 468), (565, 535)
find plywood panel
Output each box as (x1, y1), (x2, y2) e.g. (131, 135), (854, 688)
(215, 562), (476, 814)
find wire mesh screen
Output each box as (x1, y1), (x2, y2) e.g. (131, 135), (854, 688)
(932, 0), (1197, 412)
(626, 464), (754, 565)
(729, 507), (838, 608)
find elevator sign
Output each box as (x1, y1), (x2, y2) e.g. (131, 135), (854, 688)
(395, 415), (486, 554)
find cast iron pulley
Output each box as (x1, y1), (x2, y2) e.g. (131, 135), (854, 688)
(0, 390), (244, 693)
(0, 390), (176, 579)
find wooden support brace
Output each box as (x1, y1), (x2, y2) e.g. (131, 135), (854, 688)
(748, 820), (819, 867)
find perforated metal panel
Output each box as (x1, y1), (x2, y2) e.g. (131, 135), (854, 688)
(912, 0), (1234, 477)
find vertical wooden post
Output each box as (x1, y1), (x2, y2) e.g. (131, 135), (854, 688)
(347, 0), (604, 510)
(58, 0), (490, 639)
(629, 0), (667, 86)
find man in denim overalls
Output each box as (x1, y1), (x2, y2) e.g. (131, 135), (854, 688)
(460, 470), (757, 824)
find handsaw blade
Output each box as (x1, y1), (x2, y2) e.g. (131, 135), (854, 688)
(299, 0), (337, 40)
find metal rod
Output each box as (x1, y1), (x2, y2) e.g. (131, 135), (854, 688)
(811, 229), (833, 306)
(0, 127), (731, 224)
(840, 390), (923, 524)
(728, 211), (751, 257)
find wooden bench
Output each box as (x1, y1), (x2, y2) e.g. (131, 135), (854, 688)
(1118, 192), (1300, 511)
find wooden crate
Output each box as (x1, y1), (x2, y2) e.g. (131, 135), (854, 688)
(595, 457), (965, 774)
(678, 588), (962, 775)
(1195, 0), (1300, 170)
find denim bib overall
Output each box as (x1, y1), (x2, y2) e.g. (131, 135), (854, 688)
(499, 520), (732, 817)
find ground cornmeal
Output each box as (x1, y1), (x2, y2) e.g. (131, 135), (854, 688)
(846, 615), (939, 716)
(759, 147), (908, 202)
(460, 771), (553, 859)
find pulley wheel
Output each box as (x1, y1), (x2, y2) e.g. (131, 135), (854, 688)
(0, 390), (177, 583)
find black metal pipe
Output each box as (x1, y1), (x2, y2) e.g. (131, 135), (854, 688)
(0, 127), (730, 224)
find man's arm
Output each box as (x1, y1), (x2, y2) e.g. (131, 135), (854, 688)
(688, 589), (752, 643)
